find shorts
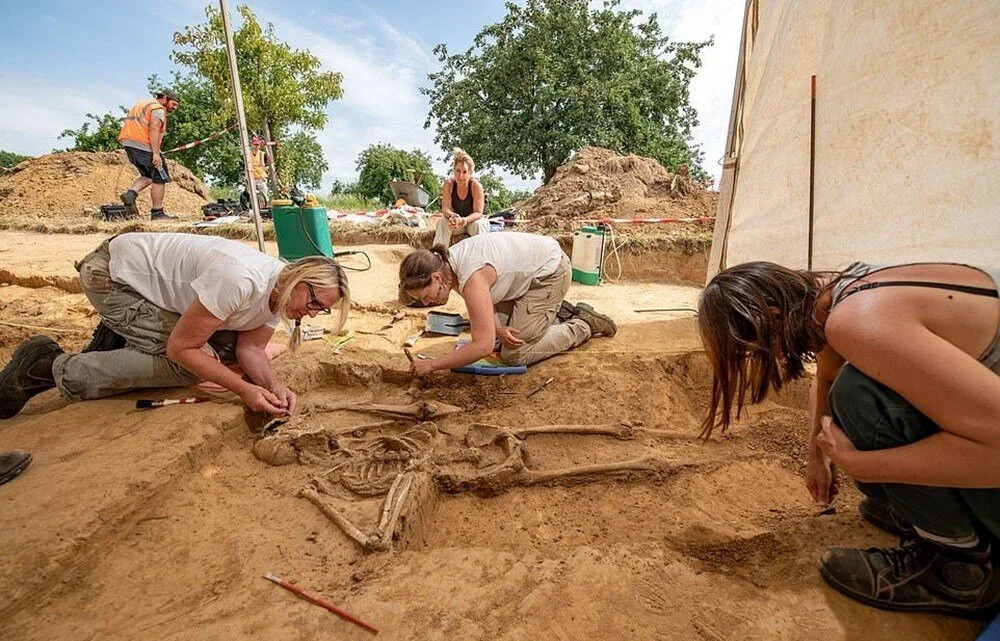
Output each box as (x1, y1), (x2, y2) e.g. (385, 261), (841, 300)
(124, 146), (171, 184)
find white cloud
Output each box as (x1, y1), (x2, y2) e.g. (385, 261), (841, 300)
(0, 73), (134, 155)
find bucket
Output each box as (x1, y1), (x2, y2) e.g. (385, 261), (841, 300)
(571, 226), (604, 285)
(273, 204), (333, 261)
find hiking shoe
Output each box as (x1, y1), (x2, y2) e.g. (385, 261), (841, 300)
(0, 450), (32, 485)
(556, 300), (578, 323)
(82, 321), (126, 353)
(0, 335), (63, 419)
(573, 303), (618, 337)
(859, 497), (914, 537)
(119, 189), (140, 219)
(150, 210), (176, 221)
(819, 536), (1000, 618)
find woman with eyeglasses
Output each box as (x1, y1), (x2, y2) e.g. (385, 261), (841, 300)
(397, 232), (618, 376)
(0, 233), (350, 419)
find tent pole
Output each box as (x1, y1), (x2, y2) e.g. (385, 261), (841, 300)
(220, 0), (266, 253)
(808, 75), (816, 270)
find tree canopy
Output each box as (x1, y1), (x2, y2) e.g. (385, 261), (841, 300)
(172, 5), (342, 141)
(0, 150), (31, 169)
(355, 143), (440, 206)
(58, 110), (124, 153)
(423, 0), (709, 183)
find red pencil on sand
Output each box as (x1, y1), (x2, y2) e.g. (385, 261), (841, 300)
(135, 397), (210, 410)
(264, 572), (379, 634)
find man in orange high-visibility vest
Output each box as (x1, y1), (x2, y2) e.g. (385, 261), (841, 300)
(118, 89), (180, 221)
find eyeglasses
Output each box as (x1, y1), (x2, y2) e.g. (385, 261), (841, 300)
(306, 283), (332, 314)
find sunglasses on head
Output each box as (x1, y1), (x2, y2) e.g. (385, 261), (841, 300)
(306, 282), (333, 314)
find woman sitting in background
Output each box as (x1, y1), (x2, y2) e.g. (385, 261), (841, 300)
(699, 260), (1000, 617)
(433, 147), (489, 247)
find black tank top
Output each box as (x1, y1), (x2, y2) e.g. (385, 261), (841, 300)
(450, 179), (474, 216)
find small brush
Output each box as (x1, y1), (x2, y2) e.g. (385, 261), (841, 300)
(135, 397), (210, 410)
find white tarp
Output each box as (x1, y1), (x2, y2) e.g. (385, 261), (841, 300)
(712, 0), (999, 275)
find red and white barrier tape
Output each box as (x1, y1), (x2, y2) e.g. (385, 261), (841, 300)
(497, 216), (715, 225)
(162, 124), (238, 154)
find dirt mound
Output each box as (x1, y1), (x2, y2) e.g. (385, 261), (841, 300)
(519, 146), (717, 222)
(0, 151), (209, 222)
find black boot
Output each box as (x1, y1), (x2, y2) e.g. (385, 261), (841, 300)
(0, 336), (63, 419)
(119, 189), (139, 219)
(819, 535), (1000, 618)
(859, 497), (914, 537)
(556, 300), (577, 323)
(0, 450), (32, 485)
(150, 208), (176, 221)
(82, 321), (126, 353)
(573, 302), (618, 337)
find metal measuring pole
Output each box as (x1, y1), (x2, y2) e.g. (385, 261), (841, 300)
(219, 0), (266, 253)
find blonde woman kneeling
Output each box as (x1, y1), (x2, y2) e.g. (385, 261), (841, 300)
(0, 233), (350, 418)
(399, 232), (617, 376)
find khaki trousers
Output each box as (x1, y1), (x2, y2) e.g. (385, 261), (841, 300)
(496, 256), (591, 366)
(52, 239), (237, 400)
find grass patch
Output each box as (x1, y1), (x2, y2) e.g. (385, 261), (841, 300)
(318, 193), (383, 212)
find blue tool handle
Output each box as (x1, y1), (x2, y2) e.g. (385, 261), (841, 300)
(451, 364), (527, 376)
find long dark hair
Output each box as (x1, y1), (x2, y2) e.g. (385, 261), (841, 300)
(698, 261), (835, 438)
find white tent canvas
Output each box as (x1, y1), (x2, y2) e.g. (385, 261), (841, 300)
(709, 0), (999, 279)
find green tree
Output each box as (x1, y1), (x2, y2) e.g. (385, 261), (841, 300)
(478, 171), (521, 214)
(0, 150), (30, 168)
(424, 0), (709, 183)
(355, 143), (440, 206)
(276, 131), (328, 190)
(58, 110), (125, 152)
(173, 5), (343, 190)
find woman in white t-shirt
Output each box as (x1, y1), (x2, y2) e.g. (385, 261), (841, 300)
(397, 232), (617, 376)
(0, 233), (350, 419)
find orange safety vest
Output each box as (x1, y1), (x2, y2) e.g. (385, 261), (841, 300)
(118, 99), (167, 146)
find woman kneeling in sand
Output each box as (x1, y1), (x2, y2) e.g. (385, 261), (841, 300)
(398, 232), (617, 376)
(698, 260), (1000, 617)
(0, 232), (350, 419)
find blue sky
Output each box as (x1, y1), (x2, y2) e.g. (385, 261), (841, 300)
(0, 0), (743, 191)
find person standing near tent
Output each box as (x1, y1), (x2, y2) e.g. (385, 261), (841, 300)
(433, 148), (489, 247)
(698, 260), (1000, 617)
(118, 89), (180, 221)
(0, 233), (350, 419)
(397, 232), (617, 371)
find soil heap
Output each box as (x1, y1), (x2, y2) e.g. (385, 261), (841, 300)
(0, 151), (209, 222)
(518, 147), (717, 225)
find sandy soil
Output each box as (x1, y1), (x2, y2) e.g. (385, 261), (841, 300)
(0, 231), (985, 640)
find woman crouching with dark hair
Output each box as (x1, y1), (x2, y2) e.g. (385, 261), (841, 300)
(699, 260), (1000, 617)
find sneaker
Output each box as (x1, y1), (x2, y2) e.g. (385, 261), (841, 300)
(859, 497), (914, 537)
(819, 536), (1000, 618)
(82, 321), (126, 353)
(0, 336), (63, 419)
(556, 300), (577, 323)
(573, 303), (618, 337)
(119, 189), (139, 219)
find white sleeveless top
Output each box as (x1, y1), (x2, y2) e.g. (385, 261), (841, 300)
(448, 232), (563, 304)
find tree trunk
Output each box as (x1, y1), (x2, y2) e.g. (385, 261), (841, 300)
(543, 163), (557, 184)
(261, 119), (280, 194)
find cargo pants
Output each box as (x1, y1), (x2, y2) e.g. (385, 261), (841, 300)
(830, 363), (1000, 541)
(51, 239), (238, 400)
(495, 255), (591, 366)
